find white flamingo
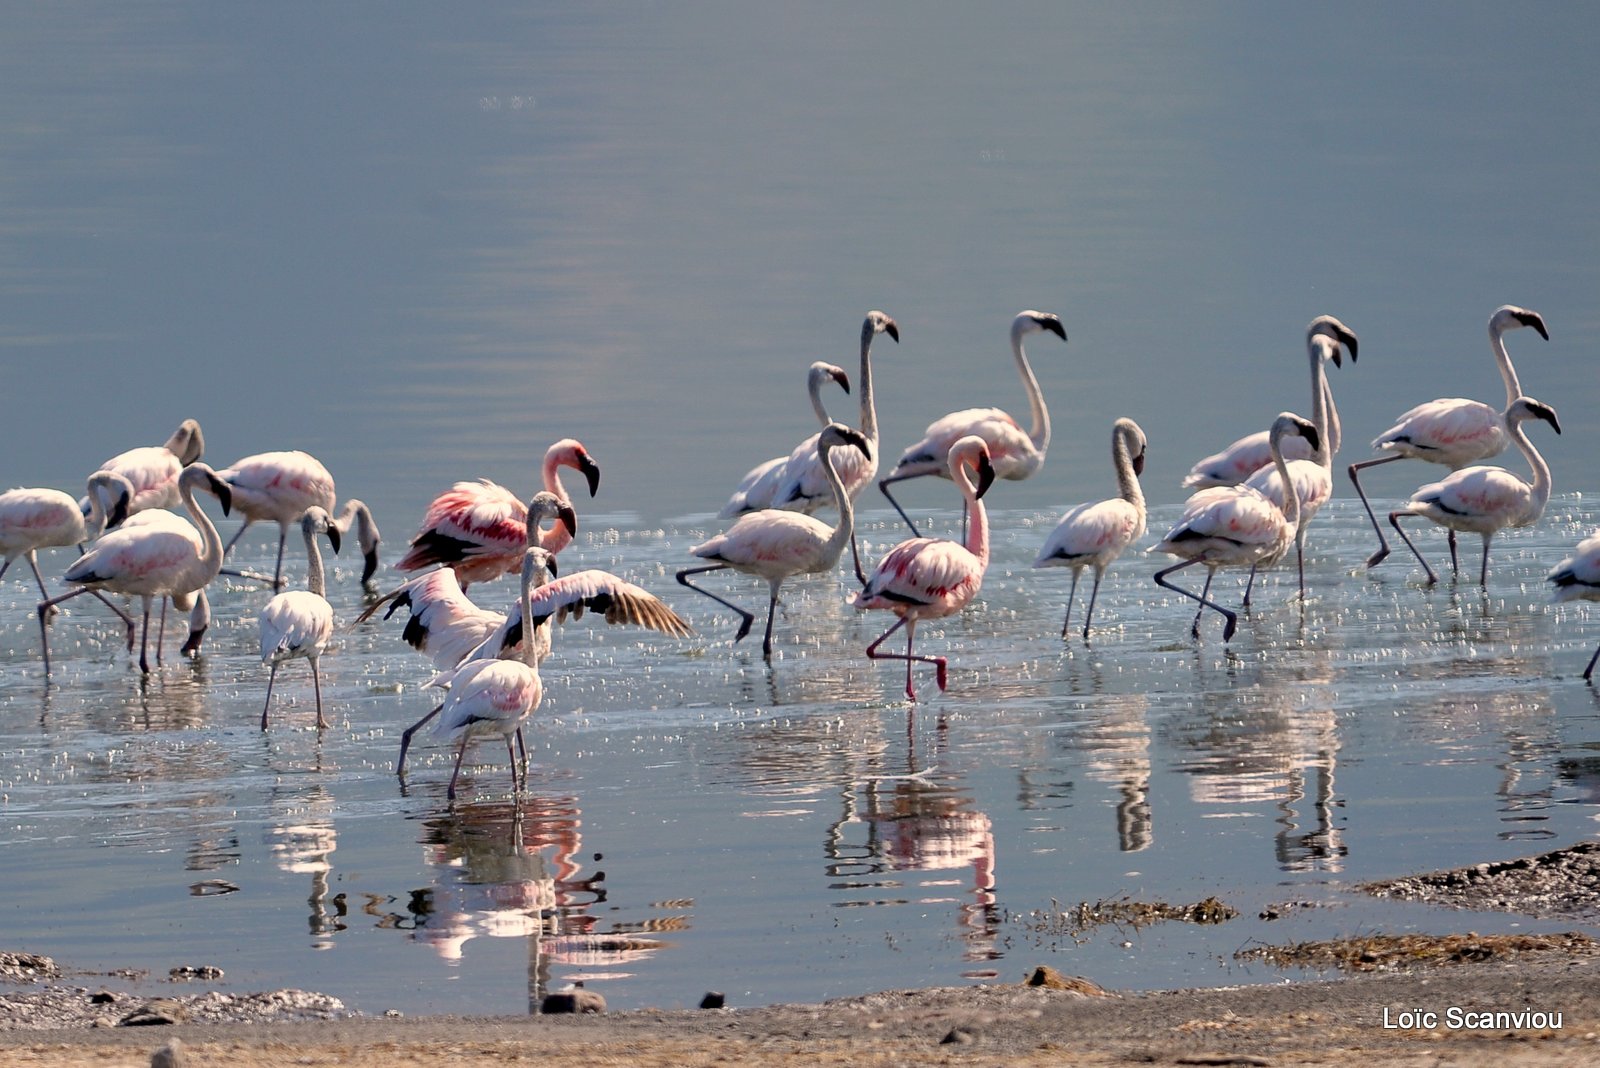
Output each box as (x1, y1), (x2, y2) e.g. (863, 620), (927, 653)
(1151, 413), (1319, 641)
(1033, 418), (1147, 640)
(1239, 319), (1358, 598)
(38, 463), (232, 674)
(402, 547), (552, 800)
(880, 311), (1065, 537)
(2, 472), (134, 617)
(1386, 397), (1559, 585)
(678, 423), (871, 658)
(1183, 316), (1358, 488)
(768, 311), (899, 581)
(719, 361), (851, 517)
(396, 439), (600, 587)
(1352, 305), (1549, 570)
(259, 507), (342, 730)
(1548, 531), (1600, 679)
(855, 435), (995, 701)
(215, 451), (380, 589)
(81, 418), (205, 517)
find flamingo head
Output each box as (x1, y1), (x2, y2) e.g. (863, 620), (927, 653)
(1508, 397), (1561, 435)
(948, 436), (996, 499)
(1015, 310), (1067, 343)
(809, 361), (850, 395)
(1308, 315), (1358, 366)
(547, 439), (601, 498)
(182, 463), (232, 516)
(1269, 412), (1320, 457)
(1494, 305), (1550, 342)
(865, 310), (899, 344)
(165, 418), (206, 466)
(522, 545), (558, 587)
(301, 506), (341, 556)
(817, 422), (871, 458)
(1113, 417), (1147, 477)
(526, 490), (578, 542)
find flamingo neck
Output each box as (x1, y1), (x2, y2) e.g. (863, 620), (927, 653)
(858, 319), (880, 447)
(179, 472), (224, 579)
(303, 527), (327, 599)
(336, 500), (379, 554)
(955, 465), (990, 566)
(818, 442), (856, 560)
(1269, 434), (1301, 531)
(1010, 323), (1050, 453)
(518, 557), (551, 669)
(1508, 416), (1553, 519)
(1113, 430), (1144, 511)
(1307, 339), (1333, 467)
(1490, 319), (1523, 408)
(808, 373), (835, 427)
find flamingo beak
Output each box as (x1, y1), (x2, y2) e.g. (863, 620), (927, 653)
(327, 524), (343, 556)
(1535, 404), (1562, 434)
(885, 320), (900, 343)
(974, 456), (997, 499)
(362, 549), (380, 585)
(1516, 311), (1550, 341)
(209, 476), (233, 517)
(580, 457), (601, 497)
(1133, 452), (1146, 477)
(546, 553), (559, 578)
(1040, 316), (1067, 342)
(107, 494), (130, 531)
(1343, 331), (1358, 363)
(559, 503), (578, 536)
(832, 368), (851, 394)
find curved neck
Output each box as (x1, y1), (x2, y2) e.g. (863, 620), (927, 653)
(955, 461), (990, 565)
(1112, 430), (1144, 510)
(818, 442), (856, 560)
(302, 525), (327, 598)
(1269, 433), (1301, 530)
(542, 452), (571, 503)
(1011, 324), (1050, 452)
(1507, 417), (1553, 518)
(1307, 341), (1332, 466)
(336, 499), (379, 553)
(858, 320), (880, 446)
(179, 473), (224, 577)
(808, 373), (836, 427)
(1490, 319), (1523, 408)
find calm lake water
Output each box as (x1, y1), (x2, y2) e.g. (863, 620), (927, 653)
(2, 3), (1599, 1016)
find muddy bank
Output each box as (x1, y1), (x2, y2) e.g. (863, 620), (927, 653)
(1362, 840), (1600, 921)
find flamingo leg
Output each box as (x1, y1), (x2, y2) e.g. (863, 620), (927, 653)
(136, 598), (154, 674)
(1386, 511), (1439, 584)
(222, 518), (255, 558)
(760, 580), (782, 660)
(446, 733), (471, 801)
(154, 598), (167, 667)
(1349, 455), (1403, 567)
(1155, 560), (1236, 642)
(84, 592), (138, 649)
(1082, 568), (1104, 641)
(505, 735), (519, 794)
(272, 525), (289, 591)
(0, 558), (9, 582)
(849, 531), (868, 586)
(1242, 564), (1258, 608)
(865, 616), (944, 700)
(515, 727), (529, 791)
(36, 586), (98, 675)
(1478, 534), (1494, 587)
(675, 564), (755, 644)
(396, 702), (444, 775)
(1060, 569), (1080, 639)
(261, 662), (280, 729)
(1449, 530), (1460, 575)
(877, 472), (926, 538)
(24, 553), (51, 602)
(311, 657), (327, 730)
(1583, 643), (1600, 682)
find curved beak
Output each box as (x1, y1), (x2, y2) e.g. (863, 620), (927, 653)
(831, 368), (851, 394)
(1132, 451), (1146, 477)
(884, 319), (900, 343)
(208, 476), (233, 517)
(974, 455), (997, 499)
(1040, 317), (1067, 342)
(361, 548), (380, 585)
(326, 524), (343, 556)
(580, 457), (601, 498)
(558, 503), (578, 537)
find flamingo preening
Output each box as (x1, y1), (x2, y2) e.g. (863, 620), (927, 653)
(38, 463), (233, 674)
(81, 418), (205, 518)
(1151, 413), (1319, 641)
(855, 435), (995, 700)
(720, 361), (850, 518)
(258, 507), (342, 730)
(1548, 531), (1600, 680)
(880, 311), (1064, 537)
(678, 423), (871, 658)
(1352, 305), (1549, 570)
(396, 439), (600, 587)
(1386, 397), (1559, 586)
(1033, 418), (1147, 640)
(1183, 316), (1358, 488)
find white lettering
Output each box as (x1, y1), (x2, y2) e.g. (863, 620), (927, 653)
(1382, 1007), (1437, 1029)
(1444, 1007), (1562, 1030)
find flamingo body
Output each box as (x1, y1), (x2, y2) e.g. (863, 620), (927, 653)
(84, 419), (205, 517)
(259, 507), (340, 729)
(1548, 532), (1600, 679)
(721, 361), (851, 517)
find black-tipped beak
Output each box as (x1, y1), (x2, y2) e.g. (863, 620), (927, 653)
(361, 548), (379, 585)
(327, 524), (343, 556)
(843, 427), (871, 455)
(831, 368), (851, 394)
(558, 503), (578, 536)
(1331, 350), (1343, 369)
(107, 496), (130, 531)
(1518, 311), (1550, 341)
(1133, 452), (1146, 477)
(581, 457), (601, 498)
(1302, 425), (1322, 454)
(1535, 404), (1562, 434)
(1040, 316), (1067, 342)
(210, 477), (233, 517)
(1343, 332), (1358, 363)
(546, 554), (559, 579)
(885, 320), (900, 343)
(975, 456), (997, 499)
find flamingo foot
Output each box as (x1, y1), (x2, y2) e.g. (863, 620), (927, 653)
(732, 614), (753, 643)
(935, 659), (948, 691)
(1221, 613), (1238, 642)
(1366, 546), (1390, 569)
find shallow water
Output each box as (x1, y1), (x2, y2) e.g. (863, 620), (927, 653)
(2, 494), (1597, 1015)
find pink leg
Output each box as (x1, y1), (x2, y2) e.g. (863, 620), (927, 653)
(447, 734), (471, 801)
(865, 616), (944, 701)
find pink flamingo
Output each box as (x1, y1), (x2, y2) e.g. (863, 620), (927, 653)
(1033, 418), (1147, 640)
(1151, 413), (1318, 641)
(1548, 530), (1600, 679)
(1386, 397), (1558, 585)
(37, 463), (232, 674)
(1352, 305), (1548, 570)
(215, 450), (383, 590)
(678, 423), (871, 658)
(396, 439), (600, 587)
(855, 435), (995, 700)
(3, 472), (131, 601)
(82, 418), (205, 517)
(720, 361), (851, 517)
(880, 311), (1063, 537)
(1183, 316), (1358, 488)
(768, 311), (899, 581)
(259, 507), (342, 730)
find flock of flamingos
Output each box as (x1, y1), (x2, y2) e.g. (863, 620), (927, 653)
(3, 304), (1598, 797)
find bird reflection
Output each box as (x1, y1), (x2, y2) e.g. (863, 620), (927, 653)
(1053, 692), (1153, 852)
(267, 781), (342, 944)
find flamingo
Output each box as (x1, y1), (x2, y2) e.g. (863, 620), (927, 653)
(2, 472), (133, 609)
(1150, 413), (1319, 641)
(1352, 305), (1549, 570)
(855, 435), (995, 701)
(1239, 319), (1359, 598)
(1183, 316), (1358, 488)
(1386, 397), (1559, 585)
(396, 439), (600, 586)
(768, 311), (899, 581)
(719, 361), (851, 517)
(678, 423), (871, 658)
(259, 507), (342, 730)
(81, 418), (205, 517)
(37, 462), (232, 674)
(215, 450), (381, 589)
(1547, 531), (1600, 679)
(880, 311), (1065, 537)
(1033, 418), (1147, 640)
(403, 547), (552, 800)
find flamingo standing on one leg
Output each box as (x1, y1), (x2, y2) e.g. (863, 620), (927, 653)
(1386, 397), (1559, 586)
(1183, 316), (1358, 488)
(1240, 318), (1359, 599)
(37, 463), (233, 674)
(1033, 418), (1147, 640)
(1150, 413), (1319, 641)
(259, 507), (342, 730)
(81, 418), (205, 518)
(769, 311), (899, 581)
(720, 361), (851, 517)
(678, 423), (872, 658)
(855, 435), (995, 700)
(880, 311), (1064, 537)
(396, 439), (600, 586)
(1548, 530), (1600, 680)
(1352, 305), (1549, 570)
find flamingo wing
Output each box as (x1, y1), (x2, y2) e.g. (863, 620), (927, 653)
(1034, 499), (1143, 568)
(397, 480), (527, 573)
(1373, 399), (1504, 463)
(1408, 465), (1532, 530)
(260, 590), (335, 662)
(358, 568), (503, 670)
(1549, 532), (1600, 601)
